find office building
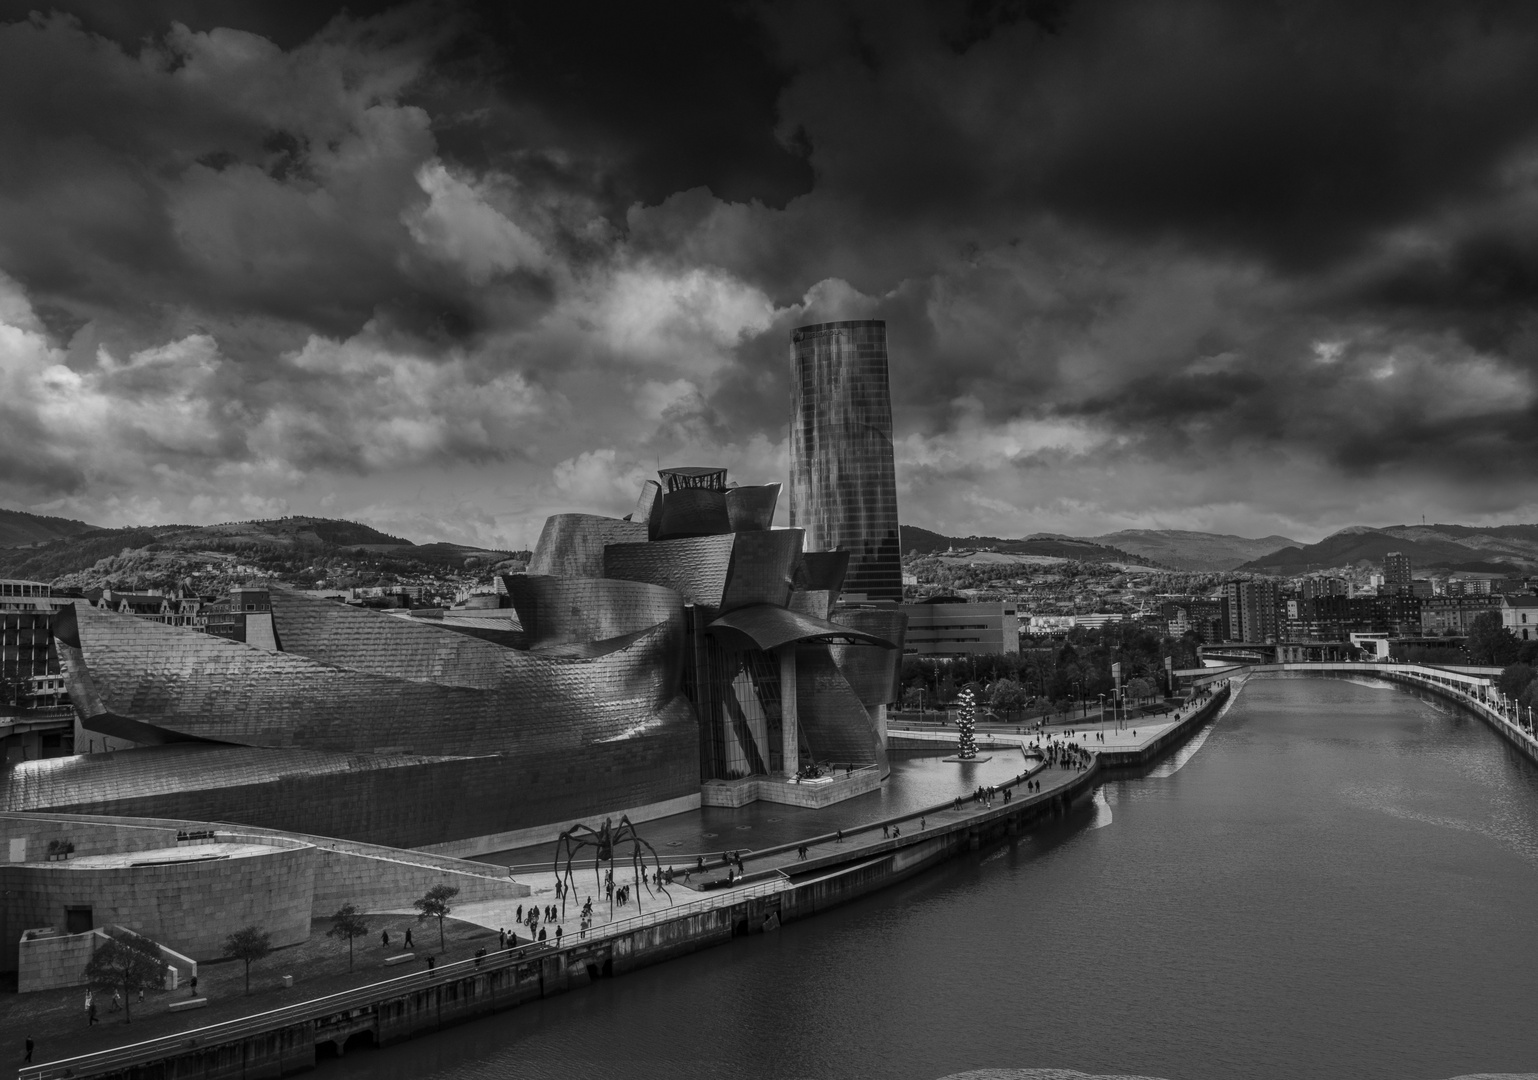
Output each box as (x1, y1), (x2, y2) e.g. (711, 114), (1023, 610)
(900, 600), (1019, 658)
(789, 320), (902, 602)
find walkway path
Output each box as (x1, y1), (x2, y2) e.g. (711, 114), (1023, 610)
(383, 752), (1100, 942)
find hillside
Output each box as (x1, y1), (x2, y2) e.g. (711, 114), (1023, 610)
(0, 507), (98, 548)
(1090, 529), (1300, 571)
(900, 525), (1163, 567)
(1239, 524), (1538, 574)
(0, 516), (518, 591)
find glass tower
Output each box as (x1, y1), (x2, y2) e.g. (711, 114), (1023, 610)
(789, 319), (903, 602)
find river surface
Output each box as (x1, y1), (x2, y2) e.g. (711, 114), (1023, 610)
(326, 676), (1538, 1080)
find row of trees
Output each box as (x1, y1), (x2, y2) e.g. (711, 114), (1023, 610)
(81, 884), (463, 1022)
(899, 623), (1200, 713)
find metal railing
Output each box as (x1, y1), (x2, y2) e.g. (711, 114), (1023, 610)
(20, 878), (788, 1080)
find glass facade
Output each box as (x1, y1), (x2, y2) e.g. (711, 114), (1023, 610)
(789, 320), (903, 602)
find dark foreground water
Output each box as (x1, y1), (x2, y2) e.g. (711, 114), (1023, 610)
(327, 677), (1538, 1080)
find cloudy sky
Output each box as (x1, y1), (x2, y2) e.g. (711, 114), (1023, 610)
(2, 0), (1538, 549)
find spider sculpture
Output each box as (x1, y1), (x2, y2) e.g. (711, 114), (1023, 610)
(553, 815), (670, 918)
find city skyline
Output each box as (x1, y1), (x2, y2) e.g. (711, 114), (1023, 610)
(3, 2), (1538, 549)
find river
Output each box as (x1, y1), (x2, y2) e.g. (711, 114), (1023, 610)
(322, 675), (1538, 1080)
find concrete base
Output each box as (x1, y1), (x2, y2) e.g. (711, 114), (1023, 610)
(700, 769), (882, 809)
(942, 754), (993, 763)
(418, 793), (703, 859)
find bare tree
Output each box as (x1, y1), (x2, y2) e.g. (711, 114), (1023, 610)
(326, 904), (370, 971)
(225, 925), (272, 995)
(414, 884), (460, 952)
(84, 929), (167, 1022)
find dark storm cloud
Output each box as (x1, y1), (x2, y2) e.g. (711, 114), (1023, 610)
(5, 0), (1538, 539)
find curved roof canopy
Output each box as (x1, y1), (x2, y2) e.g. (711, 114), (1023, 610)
(706, 604), (897, 653)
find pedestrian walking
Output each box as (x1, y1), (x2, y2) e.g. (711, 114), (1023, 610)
(404, 928), (413, 949)
(555, 926), (563, 945)
(499, 928), (506, 949)
(381, 929), (390, 948)
(190, 975), (198, 998)
(24, 1036), (34, 1063)
(84, 990), (92, 1025)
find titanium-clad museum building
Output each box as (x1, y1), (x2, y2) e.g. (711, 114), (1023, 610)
(1, 469), (904, 853)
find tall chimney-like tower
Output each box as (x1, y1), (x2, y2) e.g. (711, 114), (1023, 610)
(789, 319), (902, 602)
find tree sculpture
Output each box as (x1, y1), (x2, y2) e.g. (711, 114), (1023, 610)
(415, 883), (460, 952)
(956, 685), (978, 760)
(327, 904), (370, 970)
(84, 928), (166, 1022)
(224, 925), (272, 996)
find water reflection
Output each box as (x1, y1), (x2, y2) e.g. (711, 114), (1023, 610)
(320, 678), (1538, 1080)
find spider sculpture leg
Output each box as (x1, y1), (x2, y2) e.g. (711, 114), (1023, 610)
(553, 824), (603, 920)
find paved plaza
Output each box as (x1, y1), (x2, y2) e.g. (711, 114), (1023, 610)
(384, 751), (1092, 941)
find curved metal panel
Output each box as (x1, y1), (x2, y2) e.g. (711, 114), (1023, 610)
(798, 550), (850, 595)
(603, 534), (735, 607)
(830, 608), (907, 704)
(725, 483), (780, 532)
(269, 590), (508, 689)
(788, 589), (833, 621)
(59, 601), (690, 761)
(721, 528), (802, 611)
(528, 514), (646, 578)
(654, 488), (731, 539)
(506, 575), (683, 649)
(706, 604), (896, 653)
(794, 643), (889, 774)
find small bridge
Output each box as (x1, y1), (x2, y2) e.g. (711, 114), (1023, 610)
(1198, 642), (1359, 666)
(1180, 660), (1537, 766)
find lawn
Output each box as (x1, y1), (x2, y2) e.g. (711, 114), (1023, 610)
(0, 914), (500, 1072)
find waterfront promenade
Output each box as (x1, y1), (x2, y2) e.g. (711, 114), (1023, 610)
(12, 688), (1230, 1080)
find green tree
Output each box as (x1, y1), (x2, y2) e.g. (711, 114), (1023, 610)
(414, 884), (460, 951)
(989, 678), (1026, 712)
(326, 904), (370, 971)
(1126, 676), (1158, 705)
(1469, 612), (1521, 666)
(225, 925), (272, 995)
(1499, 663), (1535, 700)
(83, 929), (166, 1023)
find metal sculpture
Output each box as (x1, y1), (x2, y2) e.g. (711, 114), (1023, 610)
(552, 815), (670, 918)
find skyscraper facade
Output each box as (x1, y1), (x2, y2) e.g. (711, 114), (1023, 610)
(1384, 551), (1412, 586)
(789, 320), (903, 602)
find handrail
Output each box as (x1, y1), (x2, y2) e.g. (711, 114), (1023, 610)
(19, 695), (1232, 1080)
(21, 878), (789, 1080)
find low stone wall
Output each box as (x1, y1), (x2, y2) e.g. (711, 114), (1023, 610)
(699, 769), (881, 809)
(18, 925), (197, 993)
(419, 792), (702, 859)
(1, 842), (315, 966)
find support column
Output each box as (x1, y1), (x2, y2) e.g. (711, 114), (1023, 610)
(778, 645), (799, 775)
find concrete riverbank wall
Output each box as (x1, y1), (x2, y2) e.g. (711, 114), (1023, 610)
(1250, 663), (1538, 768)
(1096, 684), (1231, 768)
(19, 690), (1236, 1080)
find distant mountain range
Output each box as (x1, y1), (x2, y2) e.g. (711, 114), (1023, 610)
(1087, 529), (1302, 572)
(0, 510), (519, 589)
(1238, 524), (1538, 575)
(900, 525), (1163, 567)
(0, 507), (99, 549)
